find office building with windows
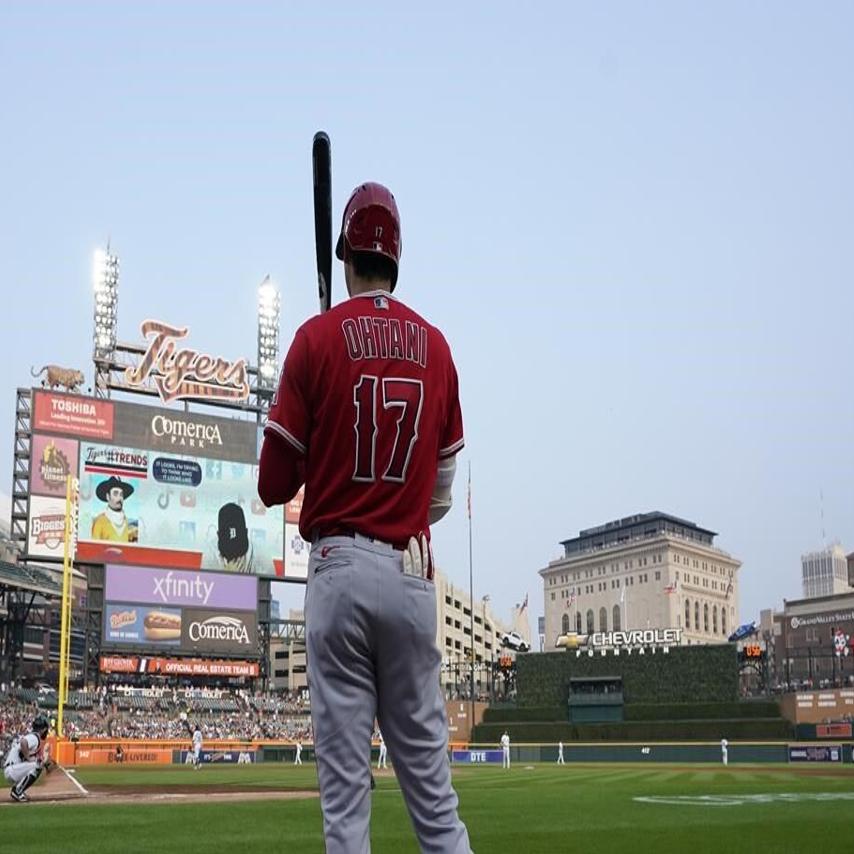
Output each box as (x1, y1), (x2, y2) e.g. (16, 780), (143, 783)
(540, 512), (741, 650)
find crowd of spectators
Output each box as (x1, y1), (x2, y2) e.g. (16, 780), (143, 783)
(0, 683), (312, 752)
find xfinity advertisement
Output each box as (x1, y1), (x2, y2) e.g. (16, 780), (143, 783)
(105, 564), (257, 610)
(102, 565), (258, 656)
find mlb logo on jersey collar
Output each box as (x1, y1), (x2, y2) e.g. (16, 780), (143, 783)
(374, 296), (389, 310)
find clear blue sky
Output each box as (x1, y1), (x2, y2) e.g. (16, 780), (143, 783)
(2, 2), (853, 631)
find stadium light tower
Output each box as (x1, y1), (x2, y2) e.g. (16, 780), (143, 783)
(93, 245), (120, 398)
(93, 246), (119, 355)
(257, 275), (281, 392)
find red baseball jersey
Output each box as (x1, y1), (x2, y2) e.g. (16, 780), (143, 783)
(264, 290), (464, 544)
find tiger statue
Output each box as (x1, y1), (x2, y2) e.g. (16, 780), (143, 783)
(30, 365), (86, 392)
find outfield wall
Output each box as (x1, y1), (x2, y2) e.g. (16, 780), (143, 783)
(516, 644), (738, 706)
(461, 742), (854, 764)
(56, 738), (854, 766)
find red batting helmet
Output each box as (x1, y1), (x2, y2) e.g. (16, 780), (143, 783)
(335, 182), (401, 285)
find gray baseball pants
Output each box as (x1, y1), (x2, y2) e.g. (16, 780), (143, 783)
(305, 534), (472, 854)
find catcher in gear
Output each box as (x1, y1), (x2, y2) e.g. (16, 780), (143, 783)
(4, 715), (52, 802)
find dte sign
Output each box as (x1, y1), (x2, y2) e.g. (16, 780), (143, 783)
(451, 750), (503, 764)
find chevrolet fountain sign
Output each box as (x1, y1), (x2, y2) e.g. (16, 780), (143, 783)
(555, 627), (681, 654)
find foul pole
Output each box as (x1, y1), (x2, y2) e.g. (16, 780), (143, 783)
(57, 476), (78, 737)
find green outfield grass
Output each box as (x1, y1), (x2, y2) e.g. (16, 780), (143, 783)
(2, 762), (854, 853)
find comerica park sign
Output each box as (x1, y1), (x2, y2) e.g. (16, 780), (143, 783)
(555, 628), (682, 654)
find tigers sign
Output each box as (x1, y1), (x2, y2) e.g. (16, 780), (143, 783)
(124, 319), (250, 404)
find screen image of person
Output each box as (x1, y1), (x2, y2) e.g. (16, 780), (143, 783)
(216, 502), (254, 573)
(91, 476), (138, 542)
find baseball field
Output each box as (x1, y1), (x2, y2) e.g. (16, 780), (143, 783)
(3, 761), (854, 853)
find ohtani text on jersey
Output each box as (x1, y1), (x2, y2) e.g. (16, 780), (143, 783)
(341, 317), (428, 368)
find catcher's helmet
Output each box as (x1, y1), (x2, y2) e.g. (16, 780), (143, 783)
(335, 182), (401, 286)
(32, 715), (49, 737)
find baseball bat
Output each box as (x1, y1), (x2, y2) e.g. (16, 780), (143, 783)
(312, 131), (333, 314)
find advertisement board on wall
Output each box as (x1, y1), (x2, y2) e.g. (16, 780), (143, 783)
(105, 565), (257, 610)
(102, 604), (258, 655)
(30, 434), (79, 497)
(26, 389), (286, 576)
(284, 488), (309, 581)
(102, 565), (258, 656)
(181, 608), (258, 655)
(788, 744), (843, 763)
(26, 495), (69, 560)
(104, 603), (183, 648)
(33, 392), (114, 439)
(99, 655), (260, 677)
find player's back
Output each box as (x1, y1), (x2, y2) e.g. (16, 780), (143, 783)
(274, 290), (463, 544)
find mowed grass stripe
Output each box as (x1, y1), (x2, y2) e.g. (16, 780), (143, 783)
(2, 763), (853, 854)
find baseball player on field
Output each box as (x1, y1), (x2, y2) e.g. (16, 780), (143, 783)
(557, 740), (565, 765)
(3, 715), (52, 802)
(192, 725), (203, 770)
(259, 181), (471, 854)
(377, 732), (388, 770)
(500, 731), (511, 769)
(721, 738), (728, 766)
(294, 741), (303, 766)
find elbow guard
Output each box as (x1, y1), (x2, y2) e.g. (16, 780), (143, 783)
(428, 456), (457, 524)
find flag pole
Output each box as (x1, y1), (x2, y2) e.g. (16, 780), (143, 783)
(468, 461), (475, 736)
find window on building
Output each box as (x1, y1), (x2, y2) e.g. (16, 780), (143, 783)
(454, 620), (461, 629)
(551, 593), (556, 601)
(684, 599), (690, 629)
(445, 616), (452, 626)
(655, 571), (661, 580)
(562, 613), (570, 634)
(576, 612), (582, 634)
(703, 603), (709, 633)
(721, 608), (727, 636)
(612, 605), (621, 631)
(586, 610), (595, 634)
(599, 607), (608, 632)
(446, 637), (453, 647)
(695, 601), (700, 630)
(712, 605), (718, 634)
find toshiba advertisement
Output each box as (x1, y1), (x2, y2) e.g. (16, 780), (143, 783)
(26, 390), (285, 576)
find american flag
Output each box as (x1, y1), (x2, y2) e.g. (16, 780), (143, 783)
(664, 582), (677, 594)
(565, 588), (577, 609)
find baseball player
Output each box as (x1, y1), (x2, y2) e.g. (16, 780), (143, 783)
(4, 715), (52, 802)
(557, 740), (565, 765)
(294, 741), (303, 766)
(377, 732), (388, 770)
(192, 725), (203, 770)
(259, 181), (470, 854)
(721, 738), (728, 766)
(500, 731), (511, 769)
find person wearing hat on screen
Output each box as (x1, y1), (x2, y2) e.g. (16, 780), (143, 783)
(91, 476), (137, 542)
(215, 502), (254, 573)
